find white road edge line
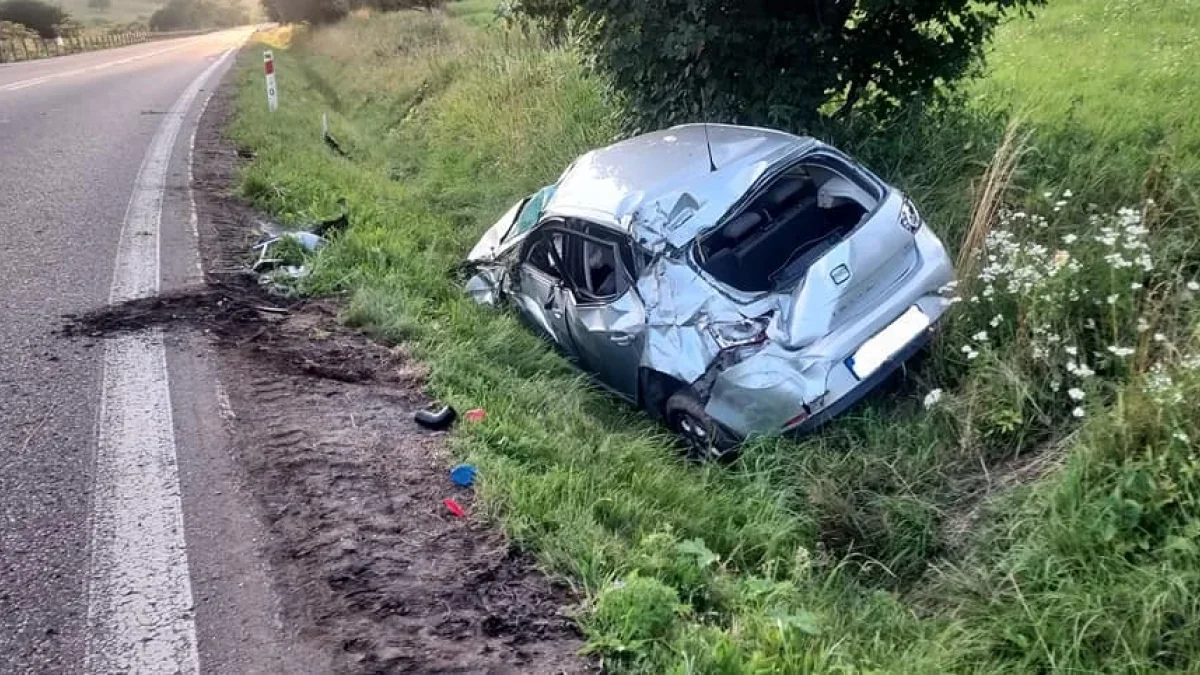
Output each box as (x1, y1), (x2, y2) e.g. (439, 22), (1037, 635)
(85, 46), (237, 675)
(0, 39), (201, 93)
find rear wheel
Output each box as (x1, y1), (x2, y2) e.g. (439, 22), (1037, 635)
(664, 389), (739, 462)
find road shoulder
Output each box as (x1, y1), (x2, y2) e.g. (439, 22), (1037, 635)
(183, 49), (589, 673)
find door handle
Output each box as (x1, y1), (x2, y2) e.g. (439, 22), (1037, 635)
(609, 333), (636, 346)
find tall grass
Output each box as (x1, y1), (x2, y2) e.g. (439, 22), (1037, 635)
(228, 2), (1200, 671)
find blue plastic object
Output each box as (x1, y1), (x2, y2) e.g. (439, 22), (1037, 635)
(449, 464), (477, 488)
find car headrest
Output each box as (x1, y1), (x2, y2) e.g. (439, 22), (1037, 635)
(762, 177), (806, 209)
(722, 212), (763, 240)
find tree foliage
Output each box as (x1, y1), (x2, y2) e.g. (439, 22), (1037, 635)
(0, 0), (68, 38)
(513, 0), (1045, 129)
(260, 0), (442, 25)
(150, 0), (250, 30)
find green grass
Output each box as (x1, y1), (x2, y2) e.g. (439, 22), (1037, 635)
(228, 3), (1200, 671)
(443, 0), (500, 25)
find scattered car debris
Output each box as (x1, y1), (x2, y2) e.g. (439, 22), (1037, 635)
(464, 123), (954, 459)
(443, 498), (466, 518)
(414, 403), (457, 430)
(251, 231), (326, 272)
(464, 408), (486, 423)
(449, 464), (476, 487)
(249, 201), (352, 297)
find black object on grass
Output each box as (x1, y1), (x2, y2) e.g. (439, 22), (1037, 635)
(414, 404), (457, 430)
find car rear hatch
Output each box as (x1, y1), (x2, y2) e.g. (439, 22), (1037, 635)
(768, 191), (922, 350)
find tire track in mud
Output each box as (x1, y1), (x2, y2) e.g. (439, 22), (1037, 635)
(229, 362), (581, 673)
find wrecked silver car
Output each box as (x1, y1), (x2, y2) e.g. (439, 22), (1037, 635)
(465, 124), (954, 458)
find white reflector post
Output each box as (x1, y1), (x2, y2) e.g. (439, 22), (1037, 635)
(263, 50), (278, 112)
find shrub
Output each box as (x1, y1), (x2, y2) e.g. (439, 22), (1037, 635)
(513, 0), (1046, 130)
(0, 0), (67, 38)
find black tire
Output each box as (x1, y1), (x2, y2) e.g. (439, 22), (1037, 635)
(664, 388), (739, 462)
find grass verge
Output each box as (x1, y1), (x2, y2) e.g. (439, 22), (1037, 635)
(228, 2), (1200, 671)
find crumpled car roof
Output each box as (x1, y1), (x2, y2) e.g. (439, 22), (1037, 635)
(543, 124), (814, 251)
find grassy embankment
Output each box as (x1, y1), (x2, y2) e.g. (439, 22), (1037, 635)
(229, 2), (1200, 671)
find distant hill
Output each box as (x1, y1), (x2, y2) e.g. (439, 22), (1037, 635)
(58, 0), (165, 24)
(57, 0), (260, 26)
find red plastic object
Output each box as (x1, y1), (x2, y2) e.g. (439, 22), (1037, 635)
(465, 408), (487, 422)
(443, 498), (466, 518)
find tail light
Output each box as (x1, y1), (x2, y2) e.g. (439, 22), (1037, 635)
(899, 198), (923, 234)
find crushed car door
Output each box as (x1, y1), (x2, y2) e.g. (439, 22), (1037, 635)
(557, 227), (645, 401)
(515, 227), (577, 355)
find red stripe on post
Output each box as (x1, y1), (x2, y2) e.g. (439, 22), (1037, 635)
(264, 60), (275, 75)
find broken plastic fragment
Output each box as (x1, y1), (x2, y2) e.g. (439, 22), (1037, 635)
(464, 408), (486, 423)
(443, 498), (466, 518)
(449, 464), (476, 487)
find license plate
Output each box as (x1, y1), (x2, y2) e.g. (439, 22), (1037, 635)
(846, 306), (930, 379)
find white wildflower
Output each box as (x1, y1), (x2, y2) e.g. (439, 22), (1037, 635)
(1043, 191), (1053, 199)
(1068, 387), (1086, 401)
(1188, 281), (1200, 291)
(923, 389), (944, 409)
(1131, 282), (1143, 290)
(1144, 366), (1183, 405)
(1065, 346), (1078, 356)
(1107, 294), (1119, 305)
(990, 315), (1003, 328)
(1062, 233), (1078, 245)
(1108, 345), (1135, 358)
(1072, 407), (1086, 418)
(1154, 333), (1167, 343)
(1137, 318), (1150, 333)
(1174, 432), (1189, 443)
(1062, 189), (1073, 198)
(973, 331), (989, 342)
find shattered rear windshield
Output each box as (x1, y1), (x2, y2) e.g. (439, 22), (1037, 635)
(511, 185), (557, 238)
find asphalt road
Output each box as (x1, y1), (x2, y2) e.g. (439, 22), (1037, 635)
(0, 31), (321, 673)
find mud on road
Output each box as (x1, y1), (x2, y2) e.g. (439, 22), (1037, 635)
(60, 59), (590, 674)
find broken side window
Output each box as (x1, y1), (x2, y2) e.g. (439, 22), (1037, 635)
(559, 227), (630, 303)
(524, 231), (564, 279)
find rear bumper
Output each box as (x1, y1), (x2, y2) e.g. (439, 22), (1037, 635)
(792, 326), (931, 433)
(703, 294), (951, 439)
